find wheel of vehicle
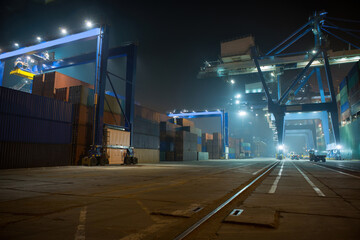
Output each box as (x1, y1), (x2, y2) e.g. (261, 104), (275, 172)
(90, 156), (97, 166)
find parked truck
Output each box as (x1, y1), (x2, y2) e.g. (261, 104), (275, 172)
(309, 149), (326, 162)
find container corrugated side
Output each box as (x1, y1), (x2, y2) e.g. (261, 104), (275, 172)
(134, 148), (159, 163)
(0, 86), (73, 122)
(0, 87), (73, 144)
(0, 142), (71, 169)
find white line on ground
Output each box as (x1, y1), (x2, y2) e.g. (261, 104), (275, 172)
(314, 164), (360, 179)
(75, 206), (87, 240)
(292, 163), (325, 197)
(268, 160), (285, 194)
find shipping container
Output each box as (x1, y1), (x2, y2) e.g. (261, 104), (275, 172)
(133, 117), (160, 136)
(169, 118), (195, 127)
(134, 148), (159, 163)
(107, 148), (127, 164)
(197, 152), (209, 160)
(133, 133), (159, 149)
(0, 86), (73, 144)
(32, 72), (93, 99)
(103, 127), (130, 147)
(0, 142), (71, 169)
(175, 151), (197, 161)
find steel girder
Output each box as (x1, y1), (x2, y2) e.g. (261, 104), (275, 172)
(251, 12), (340, 151)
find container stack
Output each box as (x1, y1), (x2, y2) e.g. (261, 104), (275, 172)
(242, 142), (251, 157)
(228, 137), (243, 159)
(0, 87), (73, 168)
(68, 85), (125, 164)
(132, 105), (168, 163)
(253, 141), (267, 157)
(32, 72), (93, 99)
(339, 78), (351, 122)
(32, 72), (127, 165)
(174, 130), (198, 161)
(160, 121), (178, 160)
(212, 132), (222, 159)
(201, 133), (213, 152)
(347, 62), (360, 117)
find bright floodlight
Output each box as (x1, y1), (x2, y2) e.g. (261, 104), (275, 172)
(277, 144), (284, 150)
(60, 28), (67, 35)
(230, 79), (235, 84)
(36, 36), (42, 42)
(235, 100), (240, 105)
(235, 93), (241, 99)
(85, 20), (93, 28)
(238, 110), (247, 116)
(336, 144), (342, 150)
(14, 43), (19, 48)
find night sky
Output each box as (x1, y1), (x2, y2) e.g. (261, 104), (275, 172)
(1, 0), (359, 150)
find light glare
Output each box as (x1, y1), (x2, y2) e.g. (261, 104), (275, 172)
(238, 111), (247, 116)
(60, 28), (67, 35)
(85, 20), (93, 28)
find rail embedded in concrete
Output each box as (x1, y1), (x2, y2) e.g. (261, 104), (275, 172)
(173, 160), (279, 240)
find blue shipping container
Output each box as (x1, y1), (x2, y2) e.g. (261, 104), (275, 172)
(0, 87), (73, 144)
(341, 101), (350, 113)
(340, 78), (347, 91)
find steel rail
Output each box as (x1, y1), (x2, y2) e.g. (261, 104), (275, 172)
(173, 160), (279, 240)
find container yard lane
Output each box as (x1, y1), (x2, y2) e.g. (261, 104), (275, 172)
(0, 159), (360, 240)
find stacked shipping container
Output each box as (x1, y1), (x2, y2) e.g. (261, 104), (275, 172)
(132, 105), (167, 163)
(0, 86), (73, 168)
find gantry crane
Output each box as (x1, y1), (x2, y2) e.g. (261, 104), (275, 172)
(198, 11), (360, 157)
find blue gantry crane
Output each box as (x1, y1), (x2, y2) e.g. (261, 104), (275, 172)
(0, 25), (137, 161)
(198, 11), (360, 158)
(168, 110), (229, 158)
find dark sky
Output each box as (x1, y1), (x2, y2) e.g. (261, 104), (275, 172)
(1, 0), (359, 112)
(0, 0), (359, 145)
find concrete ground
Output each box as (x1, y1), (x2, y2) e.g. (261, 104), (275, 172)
(0, 158), (359, 240)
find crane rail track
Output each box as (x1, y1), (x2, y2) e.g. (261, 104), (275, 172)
(173, 160), (280, 240)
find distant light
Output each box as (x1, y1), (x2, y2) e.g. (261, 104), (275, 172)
(277, 144), (285, 150)
(312, 49), (317, 54)
(235, 100), (240, 105)
(238, 111), (247, 116)
(255, 113), (259, 116)
(336, 145), (342, 150)
(235, 93), (241, 99)
(60, 28), (68, 35)
(85, 20), (93, 28)
(36, 36), (42, 42)
(14, 43), (19, 48)
(230, 79), (235, 84)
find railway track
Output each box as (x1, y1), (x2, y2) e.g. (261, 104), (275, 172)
(152, 161), (280, 240)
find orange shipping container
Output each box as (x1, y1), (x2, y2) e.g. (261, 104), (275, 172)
(104, 128), (130, 147)
(107, 148), (127, 164)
